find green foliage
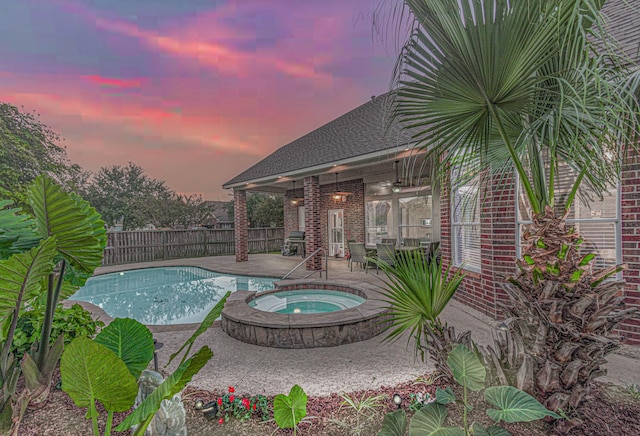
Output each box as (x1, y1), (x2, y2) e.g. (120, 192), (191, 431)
(336, 391), (385, 433)
(392, 0), (639, 216)
(379, 345), (558, 435)
(94, 318), (154, 379)
(447, 344), (486, 392)
(83, 162), (211, 230)
(484, 386), (560, 423)
(215, 388), (269, 423)
(167, 291), (230, 366)
(61, 337), (138, 434)
(273, 384), (308, 434)
(374, 252), (465, 357)
(377, 408), (406, 436)
(409, 403), (465, 435)
(11, 303), (103, 359)
(0, 239), (56, 325)
(0, 103), (85, 204)
(0, 200), (38, 259)
(471, 422), (511, 436)
(116, 346), (213, 435)
(435, 387), (456, 405)
(28, 175), (106, 277)
(227, 192), (284, 228)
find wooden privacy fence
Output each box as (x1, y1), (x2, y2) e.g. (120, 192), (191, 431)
(102, 227), (284, 266)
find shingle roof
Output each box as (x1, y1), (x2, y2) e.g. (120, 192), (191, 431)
(224, 0), (640, 189)
(223, 92), (411, 187)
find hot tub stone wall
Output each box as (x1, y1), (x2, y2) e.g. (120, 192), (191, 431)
(221, 283), (390, 349)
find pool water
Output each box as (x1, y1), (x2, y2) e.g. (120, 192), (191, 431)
(249, 290), (365, 314)
(71, 267), (275, 325)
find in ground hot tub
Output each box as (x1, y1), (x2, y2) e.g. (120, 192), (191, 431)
(249, 289), (365, 314)
(221, 282), (390, 348)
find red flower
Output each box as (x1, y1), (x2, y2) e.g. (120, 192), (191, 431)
(229, 395), (235, 402)
(218, 418), (224, 424)
(228, 386), (235, 393)
(253, 403), (257, 410)
(242, 398), (250, 409)
(217, 398), (222, 406)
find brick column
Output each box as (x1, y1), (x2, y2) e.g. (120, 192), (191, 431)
(234, 189), (248, 262)
(620, 151), (640, 344)
(304, 176), (321, 270)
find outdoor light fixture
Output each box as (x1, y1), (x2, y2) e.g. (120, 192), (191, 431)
(201, 401), (219, 420)
(392, 393), (402, 409)
(392, 160), (403, 193)
(290, 180), (304, 205)
(331, 172), (352, 201)
(194, 399), (204, 410)
(497, 321), (509, 331)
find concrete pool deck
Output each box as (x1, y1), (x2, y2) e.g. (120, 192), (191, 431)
(83, 254), (640, 397)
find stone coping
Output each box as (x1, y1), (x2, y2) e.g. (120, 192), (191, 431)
(221, 281), (390, 348)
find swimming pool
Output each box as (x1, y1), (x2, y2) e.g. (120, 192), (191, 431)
(71, 267), (275, 325)
(249, 289), (365, 314)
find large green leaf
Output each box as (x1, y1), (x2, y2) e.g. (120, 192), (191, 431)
(28, 175), (106, 277)
(471, 422), (511, 436)
(167, 291), (230, 366)
(0, 238), (56, 323)
(377, 409), (407, 436)
(409, 403), (465, 436)
(436, 387), (456, 405)
(60, 337), (138, 416)
(273, 384), (308, 430)
(95, 318), (154, 380)
(116, 346), (213, 434)
(484, 386), (560, 423)
(447, 344), (486, 391)
(0, 200), (39, 259)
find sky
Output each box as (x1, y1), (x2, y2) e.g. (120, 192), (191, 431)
(0, 0), (402, 200)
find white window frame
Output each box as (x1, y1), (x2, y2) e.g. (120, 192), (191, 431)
(451, 170), (481, 272)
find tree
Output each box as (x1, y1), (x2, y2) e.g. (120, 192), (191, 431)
(391, 0), (639, 429)
(0, 103), (87, 203)
(84, 163), (173, 230)
(227, 192), (284, 228)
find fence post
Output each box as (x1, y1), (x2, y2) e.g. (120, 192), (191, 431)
(264, 228), (268, 253)
(163, 231), (168, 260)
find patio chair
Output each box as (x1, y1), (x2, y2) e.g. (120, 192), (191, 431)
(402, 238), (422, 247)
(347, 242), (370, 272)
(375, 243), (396, 274)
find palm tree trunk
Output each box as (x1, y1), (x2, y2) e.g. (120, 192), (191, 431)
(487, 206), (636, 431)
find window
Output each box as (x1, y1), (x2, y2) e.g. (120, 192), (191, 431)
(365, 200), (393, 245)
(451, 171), (481, 271)
(400, 196), (433, 241)
(516, 165), (620, 268)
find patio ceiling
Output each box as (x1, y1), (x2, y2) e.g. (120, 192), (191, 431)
(239, 149), (432, 195)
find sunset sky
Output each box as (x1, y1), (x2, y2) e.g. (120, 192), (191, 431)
(0, 0), (401, 200)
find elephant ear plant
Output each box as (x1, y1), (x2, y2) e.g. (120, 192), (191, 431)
(60, 292), (230, 436)
(0, 175), (106, 434)
(378, 345), (558, 436)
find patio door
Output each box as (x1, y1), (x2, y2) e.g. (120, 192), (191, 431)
(328, 209), (344, 257)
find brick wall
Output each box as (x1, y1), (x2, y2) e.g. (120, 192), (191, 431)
(319, 179), (365, 257)
(304, 176), (322, 270)
(620, 152), (640, 344)
(233, 189), (248, 262)
(441, 171), (517, 318)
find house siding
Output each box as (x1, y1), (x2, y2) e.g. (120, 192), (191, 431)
(441, 166), (640, 345)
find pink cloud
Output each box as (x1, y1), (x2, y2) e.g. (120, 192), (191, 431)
(81, 75), (146, 88)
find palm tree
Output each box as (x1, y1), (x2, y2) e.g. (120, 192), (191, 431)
(390, 0), (640, 428)
(372, 250), (468, 379)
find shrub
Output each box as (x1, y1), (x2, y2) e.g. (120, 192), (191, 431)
(12, 303), (104, 359)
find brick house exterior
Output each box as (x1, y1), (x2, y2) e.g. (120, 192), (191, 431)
(223, 1), (640, 344)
